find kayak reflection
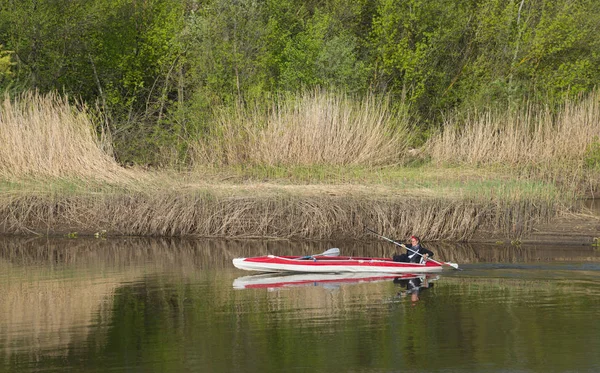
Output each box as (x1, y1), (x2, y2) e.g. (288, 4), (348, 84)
(233, 272), (439, 290)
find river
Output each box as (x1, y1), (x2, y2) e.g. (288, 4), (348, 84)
(0, 236), (598, 373)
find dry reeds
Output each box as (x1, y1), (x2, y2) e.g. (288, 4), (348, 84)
(0, 189), (557, 240)
(0, 91), (129, 181)
(427, 93), (600, 168)
(192, 90), (412, 167)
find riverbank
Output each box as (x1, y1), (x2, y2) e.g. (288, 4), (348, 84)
(1, 167), (596, 244)
(1, 92), (598, 244)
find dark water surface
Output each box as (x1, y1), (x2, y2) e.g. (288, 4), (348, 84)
(0, 237), (599, 373)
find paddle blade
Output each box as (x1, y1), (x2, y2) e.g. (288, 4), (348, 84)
(445, 262), (461, 270)
(321, 248), (340, 257)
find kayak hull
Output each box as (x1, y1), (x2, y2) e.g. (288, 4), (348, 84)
(232, 254), (443, 274)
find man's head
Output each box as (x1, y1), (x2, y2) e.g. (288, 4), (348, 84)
(410, 235), (420, 244)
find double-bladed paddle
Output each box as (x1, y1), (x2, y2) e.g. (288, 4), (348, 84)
(318, 248), (340, 257)
(365, 227), (461, 270)
(299, 247), (340, 260)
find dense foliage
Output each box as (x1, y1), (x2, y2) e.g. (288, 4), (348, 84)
(0, 0), (598, 165)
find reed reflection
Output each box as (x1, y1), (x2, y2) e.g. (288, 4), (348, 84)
(0, 235), (598, 369)
(0, 237), (597, 271)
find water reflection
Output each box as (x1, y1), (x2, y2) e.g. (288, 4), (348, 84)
(393, 275), (436, 303)
(0, 236), (598, 269)
(583, 197), (600, 215)
(0, 236), (599, 373)
(233, 272), (437, 290)
(0, 265), (115, 359)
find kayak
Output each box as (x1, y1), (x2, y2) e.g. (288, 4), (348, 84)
(232, 253), (444, 274)
(233, 272), (438, 290)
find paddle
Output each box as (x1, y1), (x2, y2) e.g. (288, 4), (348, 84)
(319, 248), (340, 256)
(365, 228), (461, 270)
(299, 247), (340, 260)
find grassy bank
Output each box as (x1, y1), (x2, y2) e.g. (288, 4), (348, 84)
(0, 91), (598, 241)
(0, 172), (567, 241)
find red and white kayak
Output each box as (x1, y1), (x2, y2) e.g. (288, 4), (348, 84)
(232, 253), (444, 274)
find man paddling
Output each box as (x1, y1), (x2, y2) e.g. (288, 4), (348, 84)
(392, 235), (434, 264)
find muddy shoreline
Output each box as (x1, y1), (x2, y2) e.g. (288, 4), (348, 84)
(471, 211), (600, 245)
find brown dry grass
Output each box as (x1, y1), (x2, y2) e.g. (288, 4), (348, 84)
(0, 187), (557, 240)
(427, 93), (600, 168)
(0, 91), (133, 182)
(192, 90), (412, 167)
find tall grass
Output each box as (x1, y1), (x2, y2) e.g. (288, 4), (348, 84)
(0, 91), (128, 181)
(192, 90), (412, 167)
(427, 93), (600, 168)
(426, 93), (600, 196)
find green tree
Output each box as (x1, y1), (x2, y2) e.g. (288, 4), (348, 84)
(0, 44), (13, 91)
(370, 0), (475, 120)
(445, 0), (600, 111)
(0, 0), (189, 164)
(1, 0), (600, 166)
(525, 0), (600, 102)
(279, 9), (367, 92)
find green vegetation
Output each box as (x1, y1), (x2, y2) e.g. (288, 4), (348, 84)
(585, 137), (600, 170)
(1, 0), (599, 166)
(0, 0), (599, 240)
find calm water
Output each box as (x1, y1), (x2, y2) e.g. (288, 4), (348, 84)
(0, 237), (599, 373)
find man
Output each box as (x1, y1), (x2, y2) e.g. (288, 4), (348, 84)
(392, 235), (434, 263)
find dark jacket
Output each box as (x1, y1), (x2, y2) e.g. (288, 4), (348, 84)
(393, 243), (434, 263)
